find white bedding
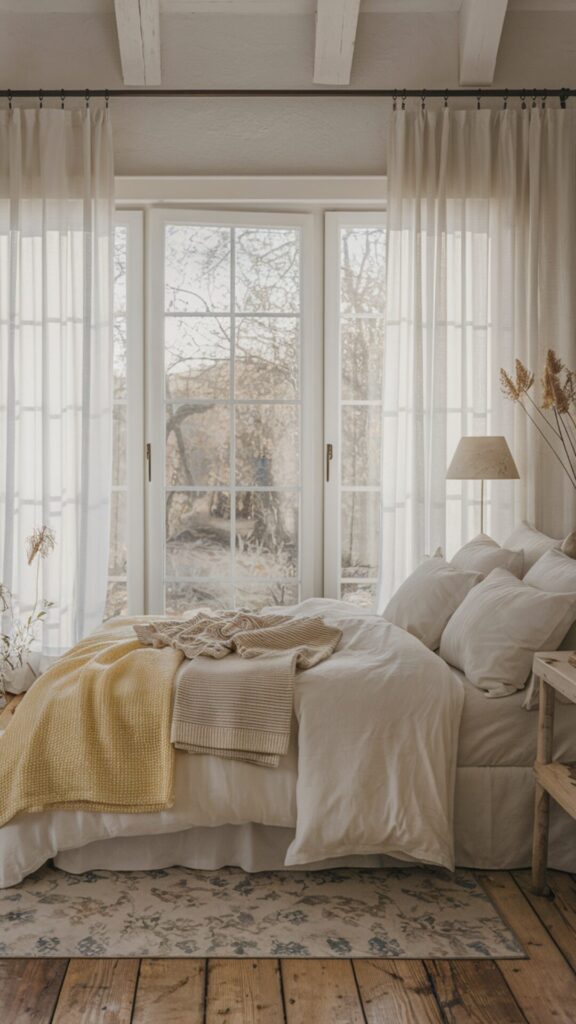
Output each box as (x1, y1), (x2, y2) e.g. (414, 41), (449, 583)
(0, 599), (464, 887)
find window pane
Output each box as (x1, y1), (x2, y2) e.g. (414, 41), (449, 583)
(341, 318), (384, 401)
(165, 225), (231, 313)
(109, 490), (127, 576)
(340, 227), (386, 315)
(341, 405), (381, 487)
(235, 316), (299, 400)
(166, 403), (230, 487)
(235, 580), (299, 611)
(341, 582), (377, 608)
(341, 491), (380, 578)
(114, 226), (127, 315)
(112, 405), (127, 486)
(236, 491), (298, 578)
(166, 490), (231, 578)
(105, 580), (127, 620)
(113, 316), (127, 400)
(165, 316), (231, 400)
(166, 581), (232, 615)
(235, 228), (299, 313)
(235, 404), (299, 487)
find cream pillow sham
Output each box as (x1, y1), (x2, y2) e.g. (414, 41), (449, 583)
(382, 558), (483, 651)
(522, 548), (576, 709)
(451, 533), (523, 578)
(439, 568), (576, 698)
(503, 521), (561, 575)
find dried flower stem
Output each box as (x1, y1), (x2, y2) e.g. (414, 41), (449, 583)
(558, 410), (576, 467)
(518, 399), (576, 486)
(524, 391), (562, 439)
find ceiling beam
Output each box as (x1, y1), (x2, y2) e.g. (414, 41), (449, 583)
(459, 0), (509, 85)
(314, 0), (362, 86)
(114, 0), (161, 87)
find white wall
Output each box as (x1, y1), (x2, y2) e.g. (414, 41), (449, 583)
(1, 9), (576, 174)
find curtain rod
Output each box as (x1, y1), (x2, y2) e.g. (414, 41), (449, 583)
(1, 87), (575, 102)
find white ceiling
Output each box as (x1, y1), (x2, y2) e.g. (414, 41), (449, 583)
(2, 0), (576, 12)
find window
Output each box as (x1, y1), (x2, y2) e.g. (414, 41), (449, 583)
(146, 211), (321, 615)
(324, 213), (387, 607)
(109, 205), (385, 616)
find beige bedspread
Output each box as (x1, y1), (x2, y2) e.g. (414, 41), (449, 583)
(136, 613), (342, 766)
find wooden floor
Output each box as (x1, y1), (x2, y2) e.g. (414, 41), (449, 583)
(2, 871), (575, 1021)
(1, 705), (576, 1022)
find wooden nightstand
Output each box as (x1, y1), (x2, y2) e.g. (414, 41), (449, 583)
(532, 651), (576, 894)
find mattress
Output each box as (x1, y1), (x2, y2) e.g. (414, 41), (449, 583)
(3, 669), (576, 886)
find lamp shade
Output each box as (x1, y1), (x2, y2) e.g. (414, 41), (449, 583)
(446, 436), (519, 481)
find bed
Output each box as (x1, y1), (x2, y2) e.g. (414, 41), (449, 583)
(1, 597), (575, 889)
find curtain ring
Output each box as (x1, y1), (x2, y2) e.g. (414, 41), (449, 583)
(521, 89), (527, 110)
(38, 89), (43, 110)
(476, 89), (481, 110)
(7, 89), (12, 111)
(60, 89), (65, 110)
(503, 89), (508, 110)
(532, 88), (537, 109)
(541, 88), (547, 110)
(85, 89), (90, 110)
(421, 88), (426, 112)
(105, 89), (110, 110)
(401, 89), (406, 111)
(444, 89), (449, 109)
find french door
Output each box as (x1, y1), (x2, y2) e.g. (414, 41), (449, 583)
(106, 206), (386, 618)
(146, 210), (322, 615)
(324, 212), (387, 607)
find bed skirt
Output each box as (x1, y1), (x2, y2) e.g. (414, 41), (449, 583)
(55, 765), (576, 875)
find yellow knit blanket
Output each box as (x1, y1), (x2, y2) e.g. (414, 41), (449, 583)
(0, 618), (184, 828)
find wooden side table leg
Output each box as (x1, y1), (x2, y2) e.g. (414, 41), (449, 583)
(532, 783), (550, 895)
(532, 677), (555, 895)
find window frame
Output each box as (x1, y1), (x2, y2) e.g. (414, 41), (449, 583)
(145, 207), (322, 614)
(324, 210), (387, 602)
(108, 209), (145, 616)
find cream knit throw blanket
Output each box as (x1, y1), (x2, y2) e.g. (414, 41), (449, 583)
(134, 613), (342, 767)
(0, 618), (183, 828)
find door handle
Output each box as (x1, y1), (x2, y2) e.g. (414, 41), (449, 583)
(326, 443), (333, 483)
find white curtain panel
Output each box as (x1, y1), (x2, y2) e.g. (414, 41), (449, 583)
(377, 108), (576, 607)
(0, 108), (114, 653)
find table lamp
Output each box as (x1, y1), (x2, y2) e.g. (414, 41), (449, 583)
(446, 436), (519, 533)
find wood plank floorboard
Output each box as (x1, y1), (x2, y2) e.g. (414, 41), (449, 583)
(131, 959), (206, 1024)
(0, 958), (68, 1024)
(282, 959), (367, 1024)
(353, 959), (444, 1023)
(0, 870), (574, 1022)
(206, 959), (285, 1024)
(426, 960), (527, 1023)
(480, 870), (576, 1024)
(513, 868), (576, 973)
(51, 958), (139, 1024)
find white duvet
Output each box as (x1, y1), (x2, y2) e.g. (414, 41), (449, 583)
(0, 599), (464, 888)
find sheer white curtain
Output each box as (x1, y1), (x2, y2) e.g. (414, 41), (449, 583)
(0, 108), (114, 653)
(377, 107), (576, 607)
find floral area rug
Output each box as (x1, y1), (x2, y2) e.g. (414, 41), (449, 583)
(0, 865), (524, 958)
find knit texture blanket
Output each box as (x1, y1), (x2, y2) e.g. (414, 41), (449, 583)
(135, 613), (342, 767)
(0, 618), (184, 828)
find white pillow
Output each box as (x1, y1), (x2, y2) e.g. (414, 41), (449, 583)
(451, 533), (523, 578)
(382, 558), (483, 650)
(503, 521), (561, 575)
(439, 568), (576, 698)
(524, 546), (576, 595)
(522, 548), (576, 709)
